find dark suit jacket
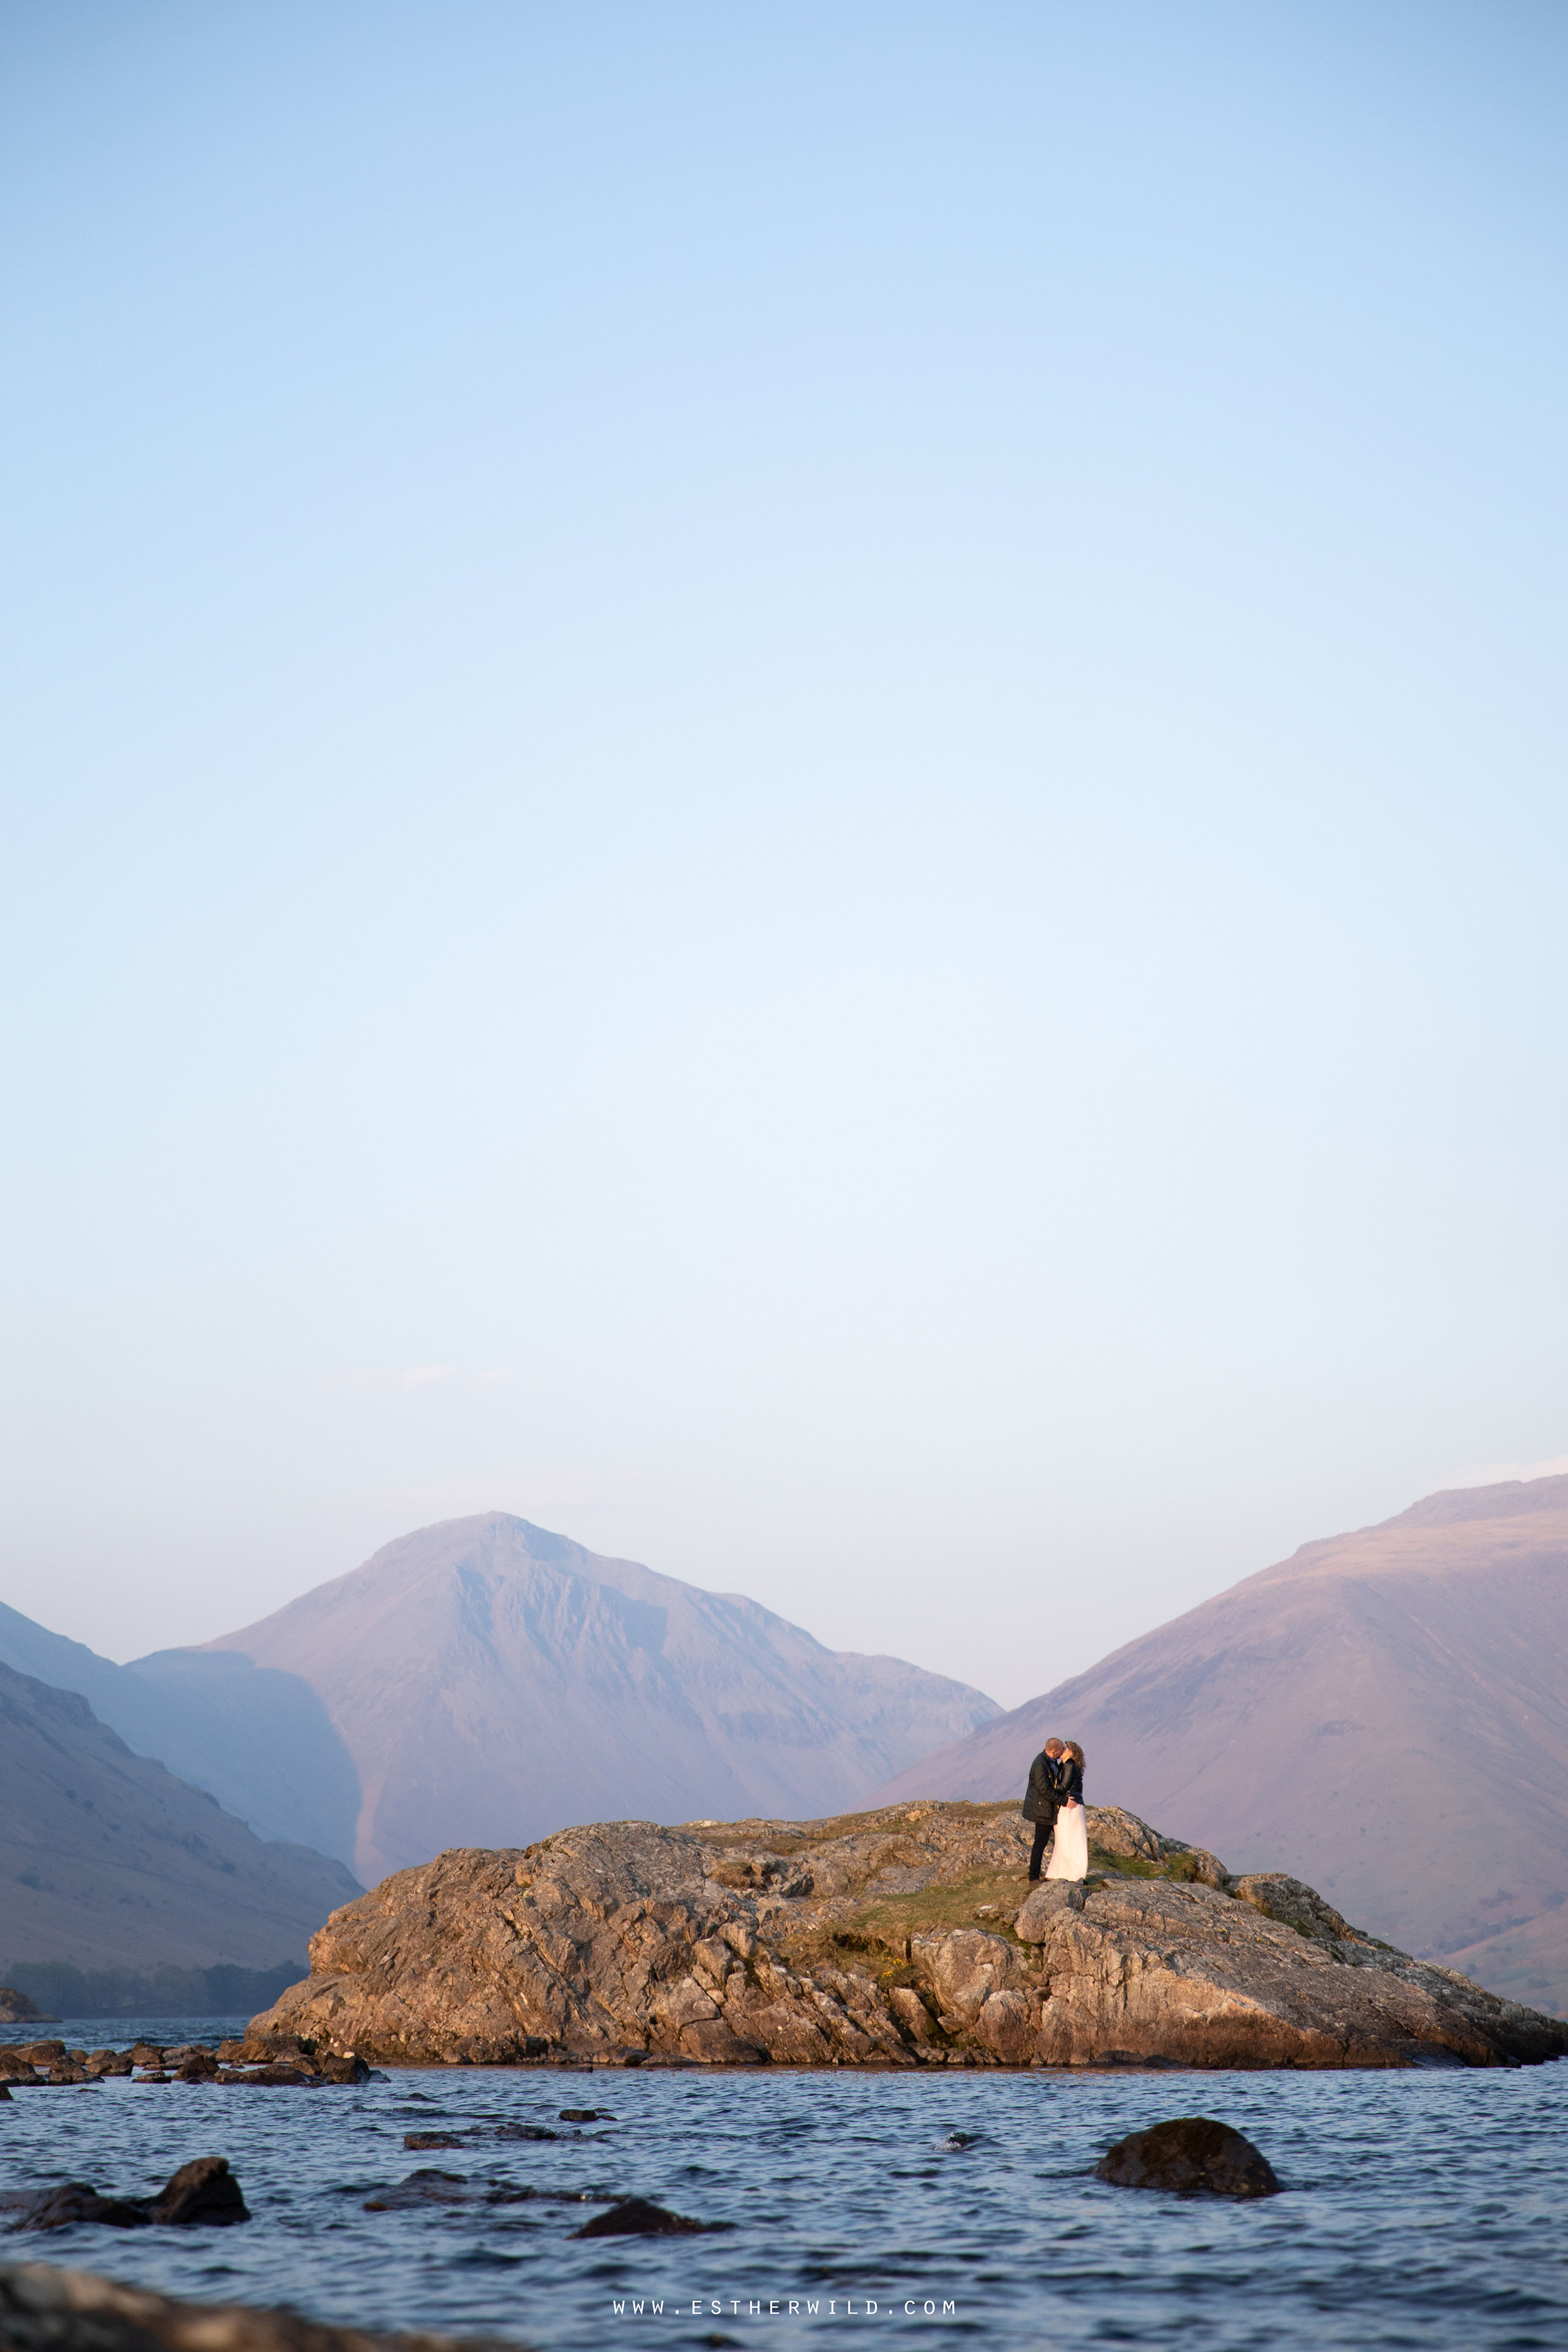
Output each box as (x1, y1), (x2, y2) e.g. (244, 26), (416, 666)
(1020, 1750), (1062, 1823)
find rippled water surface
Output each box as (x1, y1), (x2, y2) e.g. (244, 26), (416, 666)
(1, 2021), (1564, 2349)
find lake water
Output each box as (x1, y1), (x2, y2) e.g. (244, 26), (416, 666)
(2, 2021), (1564, 2349)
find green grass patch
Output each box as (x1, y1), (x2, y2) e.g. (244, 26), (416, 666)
(691, 1799), (1026, 1860)
(768, 1863), (1039, 1974)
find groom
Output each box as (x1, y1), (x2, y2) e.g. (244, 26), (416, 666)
(1022, 1737), (1066, 1882)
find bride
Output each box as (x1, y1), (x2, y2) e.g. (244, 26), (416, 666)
(1046, 1741), (1088, 1880)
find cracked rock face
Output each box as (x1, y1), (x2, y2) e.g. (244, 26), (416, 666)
(246, 1803), (1568, 2073)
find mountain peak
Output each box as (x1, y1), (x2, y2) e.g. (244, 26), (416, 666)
(1383, 1472), (1568, 1530)
(139, 1516), (1003, 1884)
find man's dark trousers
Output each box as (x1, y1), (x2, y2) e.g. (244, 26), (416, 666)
(1029, 1813), (1057, 1878)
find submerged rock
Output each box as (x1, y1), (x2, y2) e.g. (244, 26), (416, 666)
(1094, 2117), (1281, 2198)
(359, 2171), (575, 2215)
(571, 2198), (717, 2238)
(9, 2184), (152, 2232)
(243, 1803), (1568, 2073)
(363, 2170), (474, 2212)
(8, 2157), (250, 2232)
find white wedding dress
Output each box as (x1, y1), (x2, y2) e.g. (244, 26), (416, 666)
(1046, 1801), (1089, 1880)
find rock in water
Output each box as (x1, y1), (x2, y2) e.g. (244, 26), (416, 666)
(1094, 2117), (1280, 2198)
(0, 1988), (56, 2024)
(9, 2159), (250, 2232)
(572, 2198), (714, 2237)
(10, 2183), (153, 2231)
(245, 1801), (1568, 2073)
(147, 2158), (250, 2226)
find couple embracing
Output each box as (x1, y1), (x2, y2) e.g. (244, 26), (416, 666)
(1020, 1737), (1086, 1883)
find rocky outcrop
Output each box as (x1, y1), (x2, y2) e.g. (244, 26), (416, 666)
(247, 1801), (1568, 2072)
(0, 2261), (517, 2349)
(0, 1989), (55, 2024)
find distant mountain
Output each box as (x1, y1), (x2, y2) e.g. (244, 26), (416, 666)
(0, 1598), (360, 1863)
(871, 1476), (1568, 2014)
(159, 1513), (1000, 1883)
(0, 1659), (361, 1973)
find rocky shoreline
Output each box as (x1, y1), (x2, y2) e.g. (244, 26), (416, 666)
(246, 1802), (1568, 2072)
(0, 2038), (371, 2090)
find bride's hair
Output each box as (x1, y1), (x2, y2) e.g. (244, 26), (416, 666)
(1064, 1740), (1085, 1769)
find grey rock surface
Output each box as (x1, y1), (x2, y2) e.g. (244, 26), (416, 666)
(247, 1801), (1568, 2071)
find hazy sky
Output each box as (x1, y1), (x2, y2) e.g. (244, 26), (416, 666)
(3, 2), (1564, 1709)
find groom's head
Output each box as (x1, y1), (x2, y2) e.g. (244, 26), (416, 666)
(1044, 1738), (1064, 1759)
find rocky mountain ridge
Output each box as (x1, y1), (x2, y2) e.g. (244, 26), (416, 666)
(246, 1801), (1568, 2072)
(186, 1514), (1001, 1880)
(0, 1659), (361, 1974)
(3, 1517), (1001, 1883)
(0, 1599), (356, 1863)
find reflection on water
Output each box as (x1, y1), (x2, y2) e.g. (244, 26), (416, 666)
(1, 2019), (1564, 2349)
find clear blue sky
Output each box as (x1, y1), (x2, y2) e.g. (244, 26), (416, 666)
(2, 1), (1564, 1706)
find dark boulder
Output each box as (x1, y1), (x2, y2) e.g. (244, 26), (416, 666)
(9, 2157), (250, 2232)
(240, 2060), (319, 2086)
(149, 2156), (251, 2225)
(9, 2182), (151, 2231)
(315, 2052), (371, 2083)
(1094, 2116), (1280, 2198)
(572, 2198), (719, 2238)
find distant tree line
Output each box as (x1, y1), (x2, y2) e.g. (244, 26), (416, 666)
(3, 1959), (305, 2018)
